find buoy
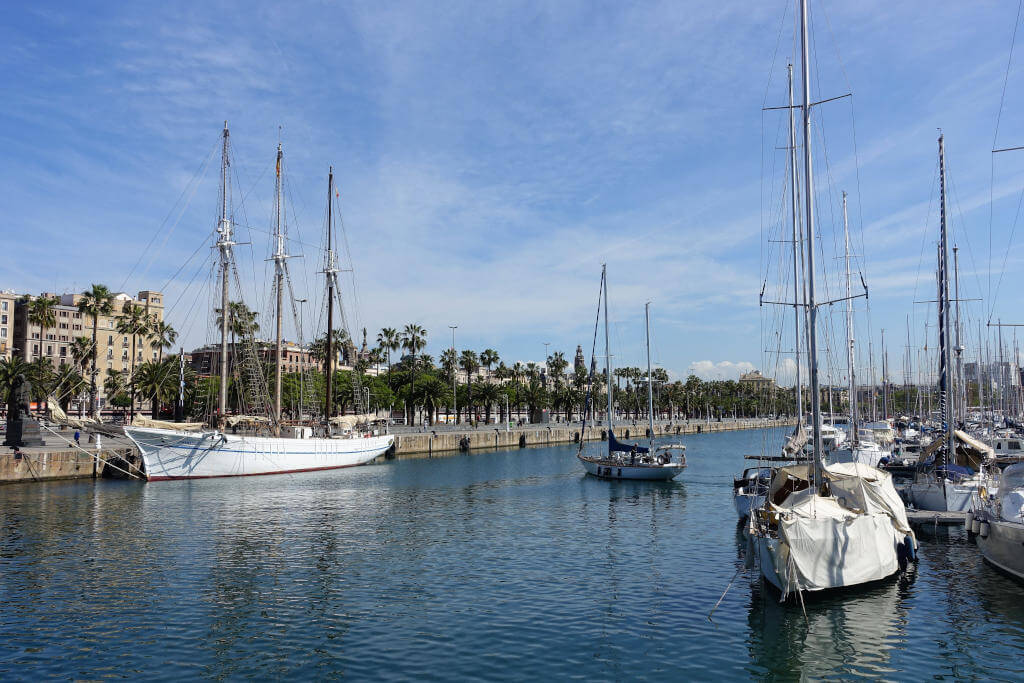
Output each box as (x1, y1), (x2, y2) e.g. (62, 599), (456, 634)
(979, 521), (990, 538)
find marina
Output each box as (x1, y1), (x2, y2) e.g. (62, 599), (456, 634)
(4, 1), (1024, 679)
(1, 427), (1022, 680)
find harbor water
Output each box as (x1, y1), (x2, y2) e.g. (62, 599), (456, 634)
(1, 427), (1021, 680)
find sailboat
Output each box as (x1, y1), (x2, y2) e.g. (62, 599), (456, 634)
(124, 124), (393, 480)
(971, 463), (1024, 580)
(907, 135), (995, 511)
(748, 0), (916, 598)
(577, 267), (685, 481)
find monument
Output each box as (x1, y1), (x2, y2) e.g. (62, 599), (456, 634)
(4, 373), (44, 447)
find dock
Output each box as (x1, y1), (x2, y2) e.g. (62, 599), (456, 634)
(905, 509), (966, 526)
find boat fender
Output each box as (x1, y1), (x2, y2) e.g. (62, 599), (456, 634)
(573, 431), (580, 443)
(971, 518), (981, 534)
(979, 521), (990, 538)
(964, 511), (974, 532)
(518, 434), (527, 448)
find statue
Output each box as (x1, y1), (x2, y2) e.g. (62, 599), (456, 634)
(5, 372), (43, 447)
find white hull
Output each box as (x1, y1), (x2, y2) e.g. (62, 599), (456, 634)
(908, 478), (983, 512)
(977, 520), (1024, 581)
(578, 454), (683, 481)
(125, 426), (394, 481)
(828, 444), (887, 469)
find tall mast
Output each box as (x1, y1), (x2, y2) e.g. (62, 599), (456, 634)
(325, 168), (336, 424)
(938, 134), (955, 466)
(842, 191), (857, 442)
(272, 142), (287, 434)
(788, 63), (804, 428)
(603, 265), (613, 436)
(882, 329), (889, 419)
(216, 122), (232, 425)
(645, 301), (655, 447)
(799, 0), (824, 489)
(953, 245), (965, 419)
(999, 319), (1005, 421)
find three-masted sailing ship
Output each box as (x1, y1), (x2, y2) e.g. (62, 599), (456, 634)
(125, 124), (393, 480)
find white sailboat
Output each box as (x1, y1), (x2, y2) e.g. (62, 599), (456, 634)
(971, 463), (1024, 581)
(907, 135), (993, 511)
(126, 125), (393, 480)
(577, 268), (685, 481)
(748, 0), (915, 598)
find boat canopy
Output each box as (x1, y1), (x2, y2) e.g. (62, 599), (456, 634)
(329, 413), (377, 429)
(608, 429), (648, 454)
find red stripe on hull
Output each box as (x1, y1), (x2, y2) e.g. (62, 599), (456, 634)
(147, 462), (369, 481)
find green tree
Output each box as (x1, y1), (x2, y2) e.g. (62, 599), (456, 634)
(134, 359), (177, 418)
(117, 302), (151, 421)
(53, 363), (85, 413)
(401, 323), (427, 424)
(26, 295), (58, 363)
(77, 284), (114, 416)
(150, 320), (178, 362)
(376, 327), (401, 390)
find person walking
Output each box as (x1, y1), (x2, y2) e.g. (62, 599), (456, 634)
(74, 429), (81, 446)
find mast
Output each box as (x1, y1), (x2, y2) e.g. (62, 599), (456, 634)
(842, 191), (858, 442)
(603, 265), (613, 437)
(953, 245), (965, 420)
(325, 168), (336, 424)
(272, 142), (286, 434)
(799, 0), (824, 489)
(882, 329), (889, 419)
(645, 302), (655, 447)
(216, 122), (232, 426)
(788, 63), (804, 428)
(937, 134), (955, 466)
(999, 319), (1005, 422)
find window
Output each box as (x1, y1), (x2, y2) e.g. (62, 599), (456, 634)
(46, 345), (53, 355)
(46, 333), (54, 340)
(60, 346), (67, 357)
(1010, 441), (1022, 451)
(60, 335), (68, 341)
(73, 324), (82, 331)
(0, 314), (6, 324)
(1, 301), (6, 311)
(59, 311), (68, 317)
(0, 329), (6, 339)
(59, 322), (68, 329)
(32, 344), (39, 354)
(151, 351), (156, 360)
(123, 336), (129, 347)
(122, 350), (128, 360)
(31, 332), (39, 339)
(107, 348), (113, 359)
(107, 335), (113, 345)
(107, 361), (112, 370)
(108, 320), (114, 329)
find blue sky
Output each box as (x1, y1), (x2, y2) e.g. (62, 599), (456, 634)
(3, 1), (1024, 384)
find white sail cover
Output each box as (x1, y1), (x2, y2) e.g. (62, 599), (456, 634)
(767, 463), (911, 597)
(131, 415), (205, 431)
(225, 415), (272, 427)
(329, 414), (377, 429)
(782, 426), (808, 456)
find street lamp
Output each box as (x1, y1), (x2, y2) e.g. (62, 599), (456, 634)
(449, 324), (458, 424)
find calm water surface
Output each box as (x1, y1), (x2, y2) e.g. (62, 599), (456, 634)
(1, 428), (1021, 680)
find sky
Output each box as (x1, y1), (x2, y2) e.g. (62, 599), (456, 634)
(3, 1), (1024, 384)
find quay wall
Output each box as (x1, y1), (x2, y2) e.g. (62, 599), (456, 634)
(390, 418), (791, 458)
(0, 446), (135, 484)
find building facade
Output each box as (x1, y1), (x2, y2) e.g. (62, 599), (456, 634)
(12, 290), (165, 409)
(0, 290), (17, 360)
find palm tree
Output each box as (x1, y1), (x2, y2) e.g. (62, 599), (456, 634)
(150, 320), (178, 362)
(70, 337), (93, 372)
(77, 284), (114, 416)
(401, 323), (427, 424)
(476, 382), (502, 424)
(26, 295), (58, 363)
(547, 351), (568, 388)
(214, 301), (259, 374)
(376, 327), (400, 390)
(27, 357), (56, 407)
(459, 350), (479, 420)
(103, 369), (128, 421)
(53, 363), (84, 413)
(118, 302), (150, 421)
(0, 356), (32, 398)
(134, 359), (176, 418)
(480, 349), (499, 379)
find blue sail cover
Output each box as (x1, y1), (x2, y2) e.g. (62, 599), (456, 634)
(608, 429), (649, 454)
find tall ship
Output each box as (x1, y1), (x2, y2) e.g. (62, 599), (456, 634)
(125, 125), (393, 480)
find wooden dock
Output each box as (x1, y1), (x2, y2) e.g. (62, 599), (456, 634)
(906, 509), (966, 526)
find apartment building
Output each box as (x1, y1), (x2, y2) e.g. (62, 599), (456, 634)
(0, 290), (17, 360)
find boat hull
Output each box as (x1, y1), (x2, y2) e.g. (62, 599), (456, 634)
(125, 426), (394, 481)
(976, 520), (1024, 581)
(908, 478), (983, 512)
(577, 454), (683, 481)
(734, 492), (765, 520)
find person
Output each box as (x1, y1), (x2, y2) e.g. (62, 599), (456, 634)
(630, 443), (637, 466)
(74, 429), (81, 446)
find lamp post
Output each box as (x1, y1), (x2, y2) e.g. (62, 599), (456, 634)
(543, 342), (550, 389)
(449, 324), (458, 424)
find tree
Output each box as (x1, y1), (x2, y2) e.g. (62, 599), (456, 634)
(476, 382), (502, 424)
(151, 320), (178, 362)
(117, 302), (151, 421)
(480, 349), (499, 377)
(0, 357), (32, 403)
(26, 295), (59, 363)
(547, 350), (568, 388)
(103, 369), (128, 421)
(376, 327), (401, 390)
(134, 359), (177, 418)
(459, 350), (479, 420)
(77, 284), (114, 416)
(401, 323), (427, 424)
(53, 363), (84, 413)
